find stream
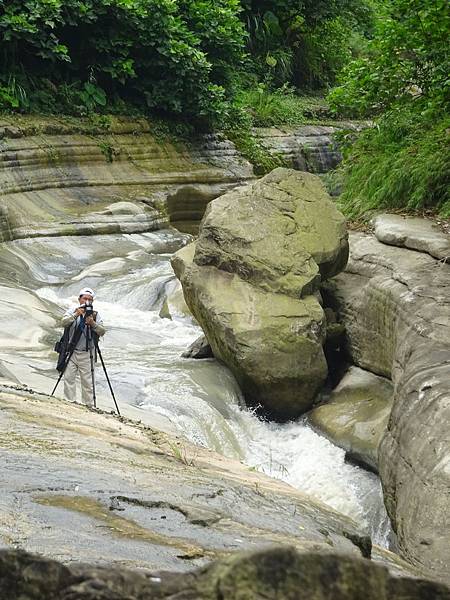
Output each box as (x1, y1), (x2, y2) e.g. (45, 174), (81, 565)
(0, 228), (391, 547)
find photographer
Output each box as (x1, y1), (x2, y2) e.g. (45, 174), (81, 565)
(61, 288), (105, 407)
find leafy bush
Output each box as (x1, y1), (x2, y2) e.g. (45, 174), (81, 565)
(0, 0), (245, 122)
(0, 75), (29, 110)
(329, 0), (449, 116)
(241, 0), (375, 90)
(223, 104), (287, 175)
(293, 17), (362, 89)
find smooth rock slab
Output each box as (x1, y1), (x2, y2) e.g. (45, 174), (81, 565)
(323, 232), (450, 583)
(308, 367), (393, 472)
(0, 385), (375, 572)
(372, 214), (450, 262)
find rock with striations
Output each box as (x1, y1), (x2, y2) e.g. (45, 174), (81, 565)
(322, 229), (450, 584)
(172, 168), (348, 419)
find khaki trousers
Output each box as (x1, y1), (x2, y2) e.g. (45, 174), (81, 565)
(64, 350), (95, 407)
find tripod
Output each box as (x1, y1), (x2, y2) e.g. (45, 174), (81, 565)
(52, 321), (121, 416)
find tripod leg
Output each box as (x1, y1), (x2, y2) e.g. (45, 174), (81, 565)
(87, 327), (97, 408)
(95, 343), (121, 416)
(51, 370), (65, 396)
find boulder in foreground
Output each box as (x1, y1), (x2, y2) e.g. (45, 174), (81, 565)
(2, 546), (449, 600)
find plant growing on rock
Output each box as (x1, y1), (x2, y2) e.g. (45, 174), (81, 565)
(329, 0), (450, 217)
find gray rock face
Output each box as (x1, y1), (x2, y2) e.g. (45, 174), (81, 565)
(308, 367), (393, 472)
(373, 214), (450, 261)
(172, 169), (348, 418)
(3, 546), (450, 600)
(254, 125), (344, 173)
(0, 385), (380, 572)
(323, 231), (450, 583)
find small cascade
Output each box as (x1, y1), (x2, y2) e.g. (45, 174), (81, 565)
(0, 228), (391, 547)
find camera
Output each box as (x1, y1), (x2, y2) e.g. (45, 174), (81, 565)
(80, 301), (94, 317)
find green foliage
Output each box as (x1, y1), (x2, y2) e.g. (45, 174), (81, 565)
(336, 105), (449, 218)
(241, 0), (376, 90)
(329, 0), (449, 216)
(0, 0), (246, 122)
(98, 140), (118, 163)
(79, 83), (107, 113)
(224, 104), (287, 175)
(223, 80), (326, 174)
(294, 17), (362, 89)
(329, 0), (449, 116)
(0, 0), (378, 120)
(0, 75), (29, 110)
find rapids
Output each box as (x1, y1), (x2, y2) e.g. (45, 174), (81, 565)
(0, 228), (391, 546)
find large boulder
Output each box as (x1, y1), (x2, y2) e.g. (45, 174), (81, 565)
(172, 169), (348, 418)
(322, 229), (450, 583)
(172, 244), (327, 418)
(194, 167), (348, 291)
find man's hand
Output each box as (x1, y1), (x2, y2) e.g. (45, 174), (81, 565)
(85, 316), (95, 327)
(74, 307), (84, 317)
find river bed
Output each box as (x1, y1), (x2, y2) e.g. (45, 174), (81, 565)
(0, 228), (391, 546)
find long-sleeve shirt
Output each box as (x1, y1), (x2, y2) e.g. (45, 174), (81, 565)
(61, 306), (105, 351)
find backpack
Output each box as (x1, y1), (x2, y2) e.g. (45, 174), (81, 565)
(54, 325), (73, 372)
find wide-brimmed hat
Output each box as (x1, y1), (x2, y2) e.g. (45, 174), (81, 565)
(78, 287), (95, 299)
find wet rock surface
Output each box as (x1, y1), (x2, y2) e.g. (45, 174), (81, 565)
(0, 384), (379, 572)
(2, 545), (450, 600)
(182, 335), (214, 359)
(308, 367), (393, 472)
(323, 230), (450, 583)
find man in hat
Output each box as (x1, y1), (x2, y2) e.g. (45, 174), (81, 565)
(61, 288), (106, 407)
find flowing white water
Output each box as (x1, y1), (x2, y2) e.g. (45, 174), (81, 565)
(0, 229), (391, 546)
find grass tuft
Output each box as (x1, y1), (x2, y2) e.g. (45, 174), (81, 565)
(336, 105), (450, 219)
